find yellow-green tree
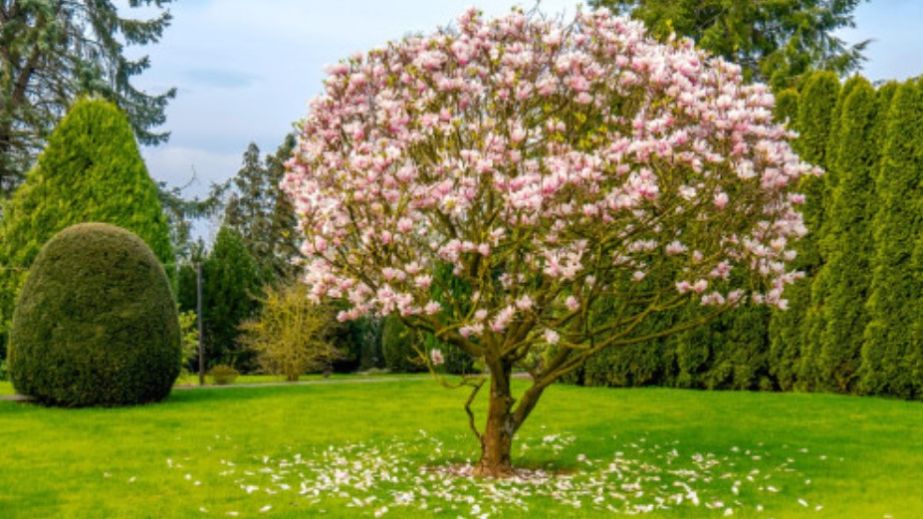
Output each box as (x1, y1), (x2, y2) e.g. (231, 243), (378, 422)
(240, 284), (340, 382)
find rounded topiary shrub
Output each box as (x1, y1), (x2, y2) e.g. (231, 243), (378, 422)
(9, 223), (181, 406)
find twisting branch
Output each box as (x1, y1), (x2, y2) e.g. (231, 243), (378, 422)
(464, 378), (486, 441)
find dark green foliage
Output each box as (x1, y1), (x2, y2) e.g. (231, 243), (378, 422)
(0, 0), (175, 198)
(911, 229), (923, 395)
(584, 341), (673, 388)
(8, 223), (180, 406)
(773, 88), (799, 126)
(0, 97), (173, 356)
(860, 81), (923, 399)
(769, 71), (839, 390)
(426, 334), (475, 375)
(202, 227), (261, 369)
(382, 316), (425, 373)
(811, 79), (878, 393)
(221, 137), (301, 281)
(590, 0), (868, 89)
(350, 317), (385, 371)
(673, 305), (771, 390)
(381, 316), (473, 375)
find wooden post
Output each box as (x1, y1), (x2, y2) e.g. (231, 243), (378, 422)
(197, 261), (205, 386)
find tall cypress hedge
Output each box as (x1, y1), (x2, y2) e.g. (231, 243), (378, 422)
(0, 97), (173, 352)
(773, 88), (799, 127)
(911, 226), (923, 396)
(860, 80), (923, 399)
(799, 75), (867, 389)
(811, 79), (878, 393)
(570, 77), (920, 400)
(768, 71), (839, 390)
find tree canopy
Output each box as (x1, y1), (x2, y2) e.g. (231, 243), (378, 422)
(0, 0), (176, 198)
(221, 136), (301, 281)
(590, 0), (868, 89)
(284, 8), (814, 475)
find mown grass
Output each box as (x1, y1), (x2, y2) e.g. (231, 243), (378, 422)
(0, 377), (920, 518)
(0, 371), (407, 395)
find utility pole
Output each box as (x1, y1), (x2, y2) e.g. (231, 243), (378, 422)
(197, 261), (205, 386)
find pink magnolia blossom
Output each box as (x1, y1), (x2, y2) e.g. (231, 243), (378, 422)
(284, 6), (814, 352)
(284, 8), (818, 468)
(543, 329), (560, 345)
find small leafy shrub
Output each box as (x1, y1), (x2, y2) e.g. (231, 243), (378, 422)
(8, 223), (181, 406)
(240, 283), (341, 381)
(0, 359), (7, 381)
(209, 364), (239, 385)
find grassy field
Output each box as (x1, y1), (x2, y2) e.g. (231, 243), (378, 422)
(0, 372), (408, 396)
(0, 377), (920, 518)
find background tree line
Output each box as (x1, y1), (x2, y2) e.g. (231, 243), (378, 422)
(568, 71), (922, 400)
(2, 0), (918, 389)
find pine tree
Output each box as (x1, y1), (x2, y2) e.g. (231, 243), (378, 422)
(860, 80), (923, 399)
(589, 0), (867, 89)
(0, 97), (172, 353)
(201, 226), (262, 370)
(813, 78), (877, 393)
(768, 71), (839, 390)
(222, 136), (300, 281)
(0, 0), (176, 198)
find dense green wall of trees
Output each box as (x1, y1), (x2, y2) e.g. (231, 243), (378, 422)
(578, 73), (922, 400)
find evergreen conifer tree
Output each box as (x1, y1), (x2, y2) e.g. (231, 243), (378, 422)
(202, 226), (262, 369)
(798, 75), (866, 389)
(860, 80), (923, 399)
(768, 71), (839, 390)
(774, 88), (799, 127)
(0, 97), (172, 351)
(813, 79), (878, 393)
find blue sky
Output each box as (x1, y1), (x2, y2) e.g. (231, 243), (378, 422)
(128, 1), (923, 208)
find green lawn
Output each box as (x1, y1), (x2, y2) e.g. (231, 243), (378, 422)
(0, 372), (408, 395)
(1, 377), (920, 518)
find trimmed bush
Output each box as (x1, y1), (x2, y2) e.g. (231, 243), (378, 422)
(0, 98), (173, 352)
(208, 364), (240, 385)
(8, 223), (181, 406)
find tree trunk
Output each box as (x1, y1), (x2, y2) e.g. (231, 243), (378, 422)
(476, 360), (516, 477)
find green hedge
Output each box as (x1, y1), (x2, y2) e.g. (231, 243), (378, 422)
(577, 74), (921, 400)
(9, 223), (181, 406)
(0, 97), (172, 358)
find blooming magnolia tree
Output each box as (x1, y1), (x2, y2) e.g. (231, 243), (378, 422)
(283, 8), (815, 476)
